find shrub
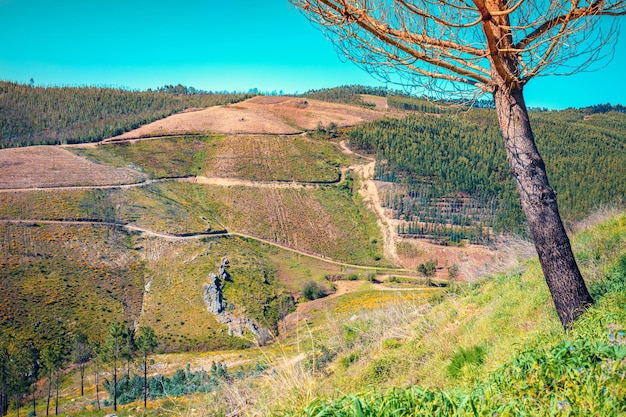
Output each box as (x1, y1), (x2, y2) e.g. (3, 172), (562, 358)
(417, 259), (438, 277)
(302, 281), (325, 301)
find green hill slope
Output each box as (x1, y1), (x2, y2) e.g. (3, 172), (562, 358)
(269, 211), (626, 416)
(348, 107), (626, 242)
(0, 81), (250, 147)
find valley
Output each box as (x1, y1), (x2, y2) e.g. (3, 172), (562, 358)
(1, 87), (624, 416)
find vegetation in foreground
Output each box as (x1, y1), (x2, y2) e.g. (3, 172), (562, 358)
(278, 211), (626, 416)
(7, 210), (618, 416)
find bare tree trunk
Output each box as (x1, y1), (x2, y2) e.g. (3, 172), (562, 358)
(54, 374), (59, 416)
(32, 385), (36, 416)
(493, 84), (593, 328)
(45, 374), (52, 416)
(94, 367), (100, 411)
(143, 355), (147, 410)
(79, 364), (84, 396)
(113, 358), (117, 412)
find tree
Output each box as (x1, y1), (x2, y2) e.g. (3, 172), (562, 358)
(135, 326), (158, 410)
(105, 322), (127, 412)
(8, 348), (32, 417)
(0, 346), (9, 417)
(91, 341), (104, 411)
(120, 327), (136, 380)
(71, 333), (91, 397)
(22, 341), (40, 417)
(290, 0), (626, 328)
(41, 340), (67, 416)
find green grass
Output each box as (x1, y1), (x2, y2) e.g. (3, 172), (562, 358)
(277, 212), (626, 416)
(0, 223), (144, 347)
(0, 189), (115, 221)
(156, 182), (386, 266)
(202, 135), (351, 182)
(74, 136), (218, 178)
(73, 134), (354, 183)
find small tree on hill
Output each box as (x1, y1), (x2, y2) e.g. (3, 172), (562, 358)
(291, 0), (626, 328)
(136, 326), (158, 410)
(105, 322), (128, 412)
(41, 339), (68, 416)
(72, 333), (91, 397)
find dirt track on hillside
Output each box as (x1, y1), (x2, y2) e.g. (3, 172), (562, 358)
(339, 140), (401, 265)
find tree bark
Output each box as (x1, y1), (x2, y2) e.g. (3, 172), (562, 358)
(54, 374), (59, 416)
(493, 84), (593, 328)
(79, 364), (84, 396)
(143, 355), (147, 410)
(45, 374), (51, 416)
(113, 358), (117, 412)
(94, 366), (100, 411)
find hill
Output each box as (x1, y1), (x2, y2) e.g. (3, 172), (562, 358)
(109, 95), (386, 139)
(348, 104), (626, 243)
(0, 81), (251, 147)
(0, 84), (625, 416)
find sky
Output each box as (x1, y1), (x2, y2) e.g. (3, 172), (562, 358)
(1, 0), (625, 109)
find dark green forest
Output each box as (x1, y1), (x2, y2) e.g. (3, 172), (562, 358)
(348, 101), (626, 243)
(303, 85), (388, 108)
(0, 82), (251, 147)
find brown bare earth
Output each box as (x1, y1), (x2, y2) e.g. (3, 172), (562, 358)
(360, 94), (389, 109)
(109, 96), (388, 139)
(0, 146), (146, 189)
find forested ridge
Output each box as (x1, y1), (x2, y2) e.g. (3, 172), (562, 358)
(348, 105), (626, 242)
(303, 85), (388, 108)
(0, 81), (251, 147)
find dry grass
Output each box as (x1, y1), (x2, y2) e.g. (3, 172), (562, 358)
(202, 134), (350, 182)
(109, 97), (389, 139)
(0, 146), (146, 189)
(162, 182), (384, 265)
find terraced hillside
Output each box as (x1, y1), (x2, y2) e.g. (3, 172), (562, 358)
(3, 95), (480, 355)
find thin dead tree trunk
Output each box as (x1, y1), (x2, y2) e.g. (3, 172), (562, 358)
(113, 357), (117, 412)
(32, 385), (36, 416)
(79, 363), (84, 396)
(493, 84), (594, 327)
(54, 374), (59, 416)
(45, 372), (52, 416)
(143, 353), (147, 410)
(94, 366), (100, 411)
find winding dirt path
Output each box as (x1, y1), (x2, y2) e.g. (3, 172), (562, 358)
(0, 219), (414, 274)
(339, 140), (401, 266)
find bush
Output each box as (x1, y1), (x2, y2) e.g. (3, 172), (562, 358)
(302, 281), (325, 301)
(417, 259), (438, 277)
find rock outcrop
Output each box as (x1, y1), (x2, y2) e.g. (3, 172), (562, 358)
(202, 257), (272, 345)
(203, 272), (225, 314)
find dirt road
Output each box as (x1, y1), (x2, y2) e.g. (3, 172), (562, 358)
(339, 140), (401, 265)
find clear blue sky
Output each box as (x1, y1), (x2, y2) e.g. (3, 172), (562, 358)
(1, 0), (624, 109)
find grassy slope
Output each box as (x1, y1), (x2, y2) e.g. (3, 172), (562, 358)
(0, 223), (144, 346)
(138, 235), (292, 352)
(274, 211), (626, 416)
(72, 134), (351, 182)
